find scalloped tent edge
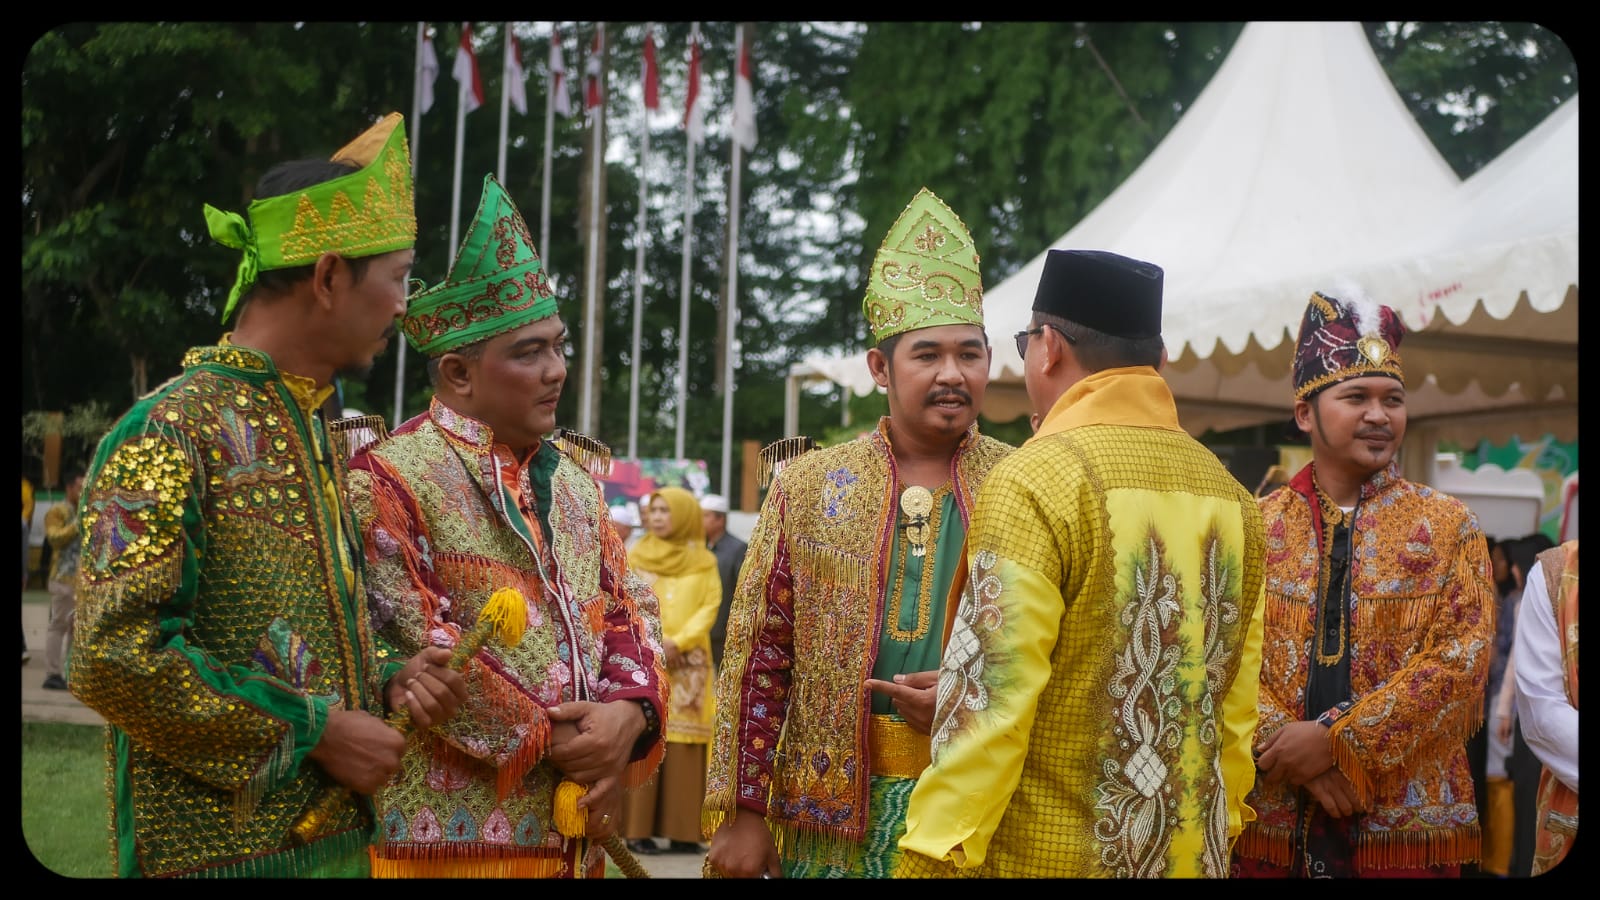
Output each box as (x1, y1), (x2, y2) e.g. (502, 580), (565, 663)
(786, 23), (1577, 481)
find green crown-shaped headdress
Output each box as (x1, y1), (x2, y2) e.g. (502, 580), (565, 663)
(862, 187), (985, 344)
(203, 112), (417, 322)
(402, 174), (557, 357)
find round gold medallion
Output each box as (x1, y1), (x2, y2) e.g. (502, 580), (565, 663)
(900, 485), (934, 519)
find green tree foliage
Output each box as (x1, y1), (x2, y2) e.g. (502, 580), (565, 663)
(21, 21), (1578, 491)
(1366, 21), (1578, 178)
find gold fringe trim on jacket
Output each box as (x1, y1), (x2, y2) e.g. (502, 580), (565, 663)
(1329, 698), (1483, 802)
(75, 551), (186, 634)
(772, 818), (868, 872)
(788, 537), (875, 595)
(1234, 823), (1296, 868)
(369, 843), (576, 878)
(330, 413), (390, 460)
(554, 429), (612, 479)
(1354, 824), (1480, 871)
(1352, 592), (1440, 634)
(1237, 822), (1482, 872)
(759, 436), (817, 489)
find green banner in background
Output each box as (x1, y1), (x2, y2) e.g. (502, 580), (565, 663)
(1448, 435), (1578, 542)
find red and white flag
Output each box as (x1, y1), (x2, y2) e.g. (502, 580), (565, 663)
(732, 28), (757, 151)
(549, 25), (572, 117)
(418, 28), (440, 114)
(684, 26), (705, 146)
(584, 30), (603, 112)
(642, 26), (659, 111)
(453, 23), (484, 114)
(505, 32), (528, 115)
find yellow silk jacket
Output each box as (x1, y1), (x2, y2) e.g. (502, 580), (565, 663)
(898, 367), (1267, 878)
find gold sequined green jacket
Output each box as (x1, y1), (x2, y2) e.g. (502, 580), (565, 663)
(347, 399), (667, 877)
(703, 418), (1011, 854)
(71, 345), (383, 878)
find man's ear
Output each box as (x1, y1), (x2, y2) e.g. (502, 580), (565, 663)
(1292, 397), (1315, 436)
(310, 253), (344, 311)
(866, 346), (891, 390)
(436, 353), (475, 397)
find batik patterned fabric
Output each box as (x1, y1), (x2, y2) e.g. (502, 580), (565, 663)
(704, 417), (1011, 872)
(71, 344), (380, 878)
(896, 367), (1266, 878)
(1234, 460), (1494, 873)
(348, 398), (666, 878)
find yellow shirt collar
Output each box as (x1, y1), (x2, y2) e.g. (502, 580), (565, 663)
(1029, 366), (1181, 444)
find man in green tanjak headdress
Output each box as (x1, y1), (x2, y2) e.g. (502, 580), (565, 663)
(71, 112), (468, 879)
(348, 173), (669, 879)
(704, 187), (1015, 878)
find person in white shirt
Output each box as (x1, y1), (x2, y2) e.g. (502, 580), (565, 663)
(1511, 540), (1577, 876)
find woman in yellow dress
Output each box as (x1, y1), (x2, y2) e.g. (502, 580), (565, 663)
(620, 486), (722, 855)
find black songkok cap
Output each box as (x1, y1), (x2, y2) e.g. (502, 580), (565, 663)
(1031, 249), (1164, 340)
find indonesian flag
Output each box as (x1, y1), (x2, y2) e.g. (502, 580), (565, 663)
(505, 32), (528, 115)
(642, 27), (659, 111)
(684, 27), (704, 146)
(550, 25), (572, 117)
(732, 29), (757, 151)
(453, 23), (484, 114)
(584, 30), (603, 111)
(418, 29), (440, 114)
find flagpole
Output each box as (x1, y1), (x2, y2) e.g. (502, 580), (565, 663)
(397, 20), (426, 429)
(721, 24), (745, 500)
(498, 23), (512, 182)
(580, 23), (605, 436)
(451, 25), (468, 255)
(629, 25), (652, 462)
(675, 23), (699, 462)
(541, 24), (557, 262)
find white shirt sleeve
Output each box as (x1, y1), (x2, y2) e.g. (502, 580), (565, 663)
(1512, 559), (1578, 792)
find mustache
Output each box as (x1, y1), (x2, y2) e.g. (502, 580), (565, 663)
(381, 324), (398, 342)
(927, 387), (972, 406)
(1355, 428), (1394, 440)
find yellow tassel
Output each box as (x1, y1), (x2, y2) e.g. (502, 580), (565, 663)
(480, 587), (527, 647)
(553, 779), (588, 838)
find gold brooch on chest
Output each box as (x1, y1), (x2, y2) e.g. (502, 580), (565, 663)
(900, 485), (935, 558)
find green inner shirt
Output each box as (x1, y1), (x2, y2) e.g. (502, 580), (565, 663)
(871, 487), (963, 714)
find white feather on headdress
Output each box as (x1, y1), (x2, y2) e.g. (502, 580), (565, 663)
(1325, 278), (1382, 336)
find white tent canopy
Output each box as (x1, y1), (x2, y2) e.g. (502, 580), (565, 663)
(789, 22), (1578, 468)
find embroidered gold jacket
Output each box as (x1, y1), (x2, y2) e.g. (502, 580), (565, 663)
(1236, 461), (1494, 871)
(703, 418), (1011, 851)
(347, 399), (667, 876)
(71, 344), (381, 878)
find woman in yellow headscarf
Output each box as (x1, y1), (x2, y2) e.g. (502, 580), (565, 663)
(620, 486), (723, 855)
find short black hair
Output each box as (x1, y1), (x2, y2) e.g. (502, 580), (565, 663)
(425, 339), (488, 388)
(1033, 310), (1163, 370)
(239, 158), (372, 303)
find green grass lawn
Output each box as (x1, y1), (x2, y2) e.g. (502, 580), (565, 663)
(21, 718), (637, 879)
(22, 721), (112, 878)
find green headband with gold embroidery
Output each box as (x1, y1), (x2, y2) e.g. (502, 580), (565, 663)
(203, 112), (417, 322)
(402, 173), (558, 357)
(862, 187), (985, 344)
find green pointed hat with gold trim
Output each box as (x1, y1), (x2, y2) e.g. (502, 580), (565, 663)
(862, 187), (985, 344)
(402, 173), (558, 357)
(203, 112), (417, 322)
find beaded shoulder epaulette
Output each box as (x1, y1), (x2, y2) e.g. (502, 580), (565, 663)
(758, 435), (818, 489)
(552, 429), (613, 479)
(329, 413), (391, 461)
